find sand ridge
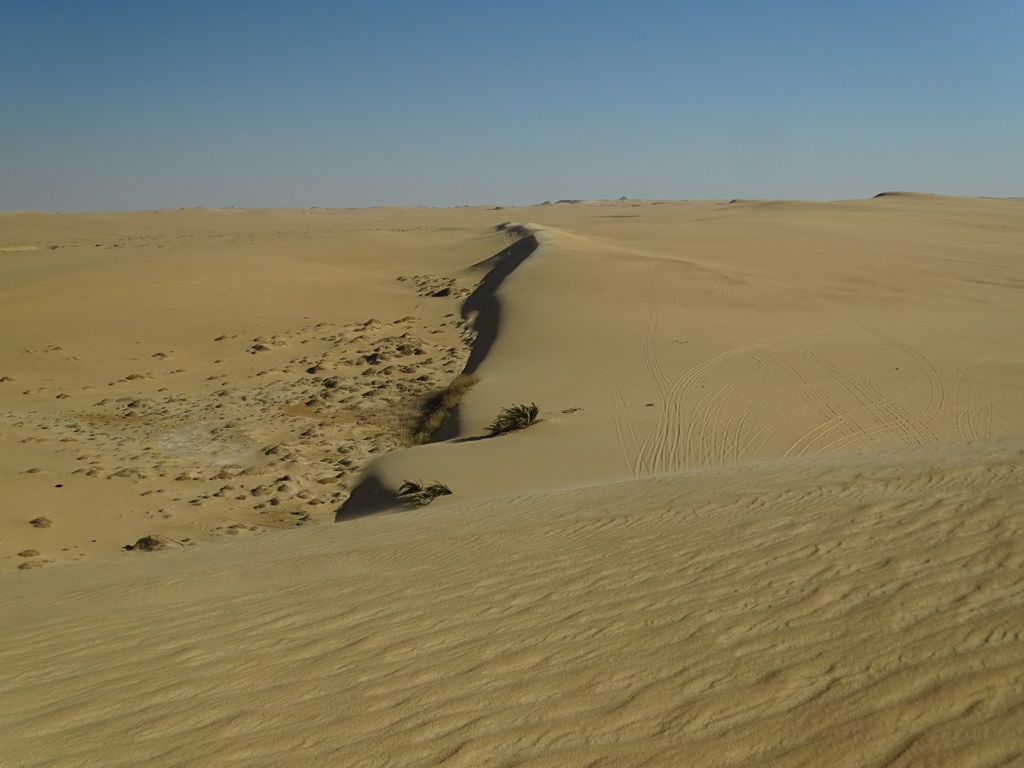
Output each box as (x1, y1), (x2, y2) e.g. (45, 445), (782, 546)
(2, 195), (1024, 765)
(346, 195), (1024, 514)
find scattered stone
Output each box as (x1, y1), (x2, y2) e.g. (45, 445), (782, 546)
(29, 517), (53, 528)
(18, 549), (40, 557)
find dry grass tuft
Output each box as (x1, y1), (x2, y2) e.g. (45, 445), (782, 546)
(488, 402), (540, 436)
(398, 480), (452, 507)
(409, 373), (480, 444)
(124, 535), (168, 552)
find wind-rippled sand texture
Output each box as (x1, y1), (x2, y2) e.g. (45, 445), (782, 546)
(2, 195), (1024, 765)
(3, 441), (1023, 766)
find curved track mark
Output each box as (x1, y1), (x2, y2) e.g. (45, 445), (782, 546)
(857, 313), (946, 429)
(564, 279), (638, 473)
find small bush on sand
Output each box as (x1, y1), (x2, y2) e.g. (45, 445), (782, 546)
(409, 373), (481, 445)
(488, 402), (540, 436)
(398, 480), (452, 507)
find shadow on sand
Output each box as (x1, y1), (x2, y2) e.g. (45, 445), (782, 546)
(335, 225), (539, 521)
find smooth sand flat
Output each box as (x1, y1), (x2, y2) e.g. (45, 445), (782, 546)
(2, 195), (1023, 766)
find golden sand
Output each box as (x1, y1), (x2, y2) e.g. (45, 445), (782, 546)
(2, 195), (1023, 765)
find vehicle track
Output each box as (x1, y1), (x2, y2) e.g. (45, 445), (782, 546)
(778, 350), (862, 460)
(721, 347), (777, 465)
(564, 278), (639, 473)
(640, 337), (789, 474)
(682, 357), (769, 468)
(803, 349), (936, 448)
(953, 357), (998, 442)
(857, 313), (946, 429)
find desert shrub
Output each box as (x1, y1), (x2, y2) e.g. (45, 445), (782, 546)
(398, 480), (452, 507)
(124, 535), (167, 552)
(488, 402), (540, 436)
(409, 373), (481, 445)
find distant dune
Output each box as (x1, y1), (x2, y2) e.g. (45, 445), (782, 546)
(2, 196), (1023, 766)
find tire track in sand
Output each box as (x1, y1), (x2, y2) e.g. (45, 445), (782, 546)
(779, 350), (863, 460)
(639, 338), (789, 474)
(564, 278), (639, 473)
(953, 357), (998, 441)
(857, 312), (946, 430)
(720, 347), (778, 465)
(803, 350), (936, 449)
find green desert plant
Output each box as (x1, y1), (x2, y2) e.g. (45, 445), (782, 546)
(488, 402), (540, 436)
(409, 373), (481, 445)
(398, 480), (453, 507)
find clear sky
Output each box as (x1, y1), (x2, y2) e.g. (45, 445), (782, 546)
(2, 1), (1022, 211)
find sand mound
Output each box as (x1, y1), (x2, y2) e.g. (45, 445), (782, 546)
(344, 195), (1024, 516)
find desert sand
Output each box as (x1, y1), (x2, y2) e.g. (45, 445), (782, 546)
(2, 195), (1023, 765)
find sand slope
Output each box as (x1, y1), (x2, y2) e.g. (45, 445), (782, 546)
(3, 440), (1022, 766)
(2, 195), (1024, 765)
(354, 194), (1024, 511)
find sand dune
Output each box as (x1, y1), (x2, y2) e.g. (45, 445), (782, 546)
(349, 195), (1024, 512)
(2, 196), (1023, 765)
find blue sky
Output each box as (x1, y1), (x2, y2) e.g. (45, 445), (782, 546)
(2, 1), (1021, 211)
